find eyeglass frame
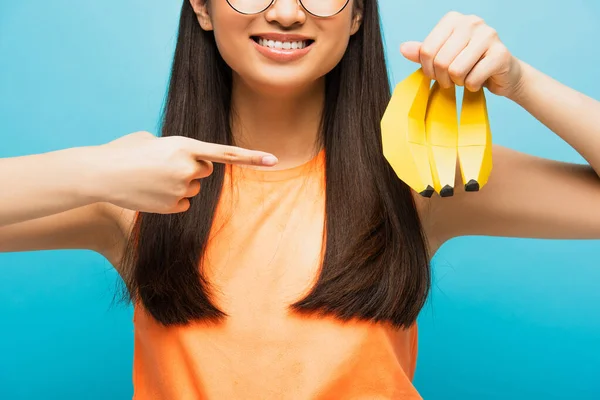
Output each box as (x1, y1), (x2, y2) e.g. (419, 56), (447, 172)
(225, 0), (352, 18)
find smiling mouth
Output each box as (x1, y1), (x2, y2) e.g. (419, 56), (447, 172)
(251, 36), (315, 50)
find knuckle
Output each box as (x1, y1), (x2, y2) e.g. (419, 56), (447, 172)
(176, 185), (189, 198)
(176, 138), (193, 153)
(433, 57), (450, 71)
(119, 131), (154, 144)
(166, 140), (185, 157)
(221, 151), (240, 163)
(163, 135), (178, 143)
(133, 130), (152, 138)
(163, 201), (175, 212)
(498, 45), (510, 60)
(494, 41), (507, 53)
(167, 135), (188, 149)
(487, 27), (498, 37)
(468, 14), (484, 25)
(179, 164), (198, 179)
(445, 11), (461, 20)
(164, 199), (179, 213)
(447, 65), (465, 81)
(423, 70), (436, 80)
(420, 46), (435, 60)
(464, 77), (480, 92)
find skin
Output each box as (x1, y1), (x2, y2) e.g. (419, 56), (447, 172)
(398, 11), (600, 254)
(1, 1), (600, 269)
(192, 0), (362, 167)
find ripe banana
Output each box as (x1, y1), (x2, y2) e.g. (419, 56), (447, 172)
(381, 69), (435, 197)
(425, 82), (458, 197)
(458, 87), (493, 192)
(381, 68), (492, 197)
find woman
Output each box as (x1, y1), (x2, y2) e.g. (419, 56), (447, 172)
(1, 0), (599, 398)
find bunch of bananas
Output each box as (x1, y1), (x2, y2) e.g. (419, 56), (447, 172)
(381, 68), (493, 198)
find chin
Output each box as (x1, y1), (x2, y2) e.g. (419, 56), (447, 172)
(236, 69), (326, 98)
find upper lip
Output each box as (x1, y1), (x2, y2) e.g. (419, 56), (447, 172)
(252, 33), (314, 42)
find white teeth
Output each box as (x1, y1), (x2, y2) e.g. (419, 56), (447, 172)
(257, 38), (308, 50)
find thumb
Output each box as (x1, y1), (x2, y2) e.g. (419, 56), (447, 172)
(399, 41), (422, 63)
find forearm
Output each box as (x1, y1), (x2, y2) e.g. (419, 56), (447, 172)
(510, 60), (600, 174)
(0, 147), (103, 227)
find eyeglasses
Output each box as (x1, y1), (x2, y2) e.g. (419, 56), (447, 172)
(226, 0), (351, 18)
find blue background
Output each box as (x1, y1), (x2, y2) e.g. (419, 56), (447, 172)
(1, 0), (599, 398)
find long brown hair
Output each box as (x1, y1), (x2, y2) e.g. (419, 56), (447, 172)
(120, 0), (431, 329)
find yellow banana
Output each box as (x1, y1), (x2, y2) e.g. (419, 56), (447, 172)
(381, 69), (435, 197)
(425, 82), (458, 197)
(458, 88), (493, 191)
(382, 68), (493, 197)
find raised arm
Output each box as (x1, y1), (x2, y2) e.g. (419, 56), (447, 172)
(401, 12), (600, 250)
(0, 131), (278, 264)
(0, 147), (103, 227)
(0, 145), (126, 260)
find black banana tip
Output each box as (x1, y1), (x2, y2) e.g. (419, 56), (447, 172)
(465, 179), (480, 192)
(419, 185), (435, 198)
(440, 185), (454, 197)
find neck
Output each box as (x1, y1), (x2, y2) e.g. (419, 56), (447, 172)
(230, 74), (325, 169)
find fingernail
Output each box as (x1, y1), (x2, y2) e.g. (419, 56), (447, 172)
(261, 155), (278, 166)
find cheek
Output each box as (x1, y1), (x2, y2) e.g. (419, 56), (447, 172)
(315, 21), (354, 72)
(210, 12), (251, 72)
(213, 30), (243, 69)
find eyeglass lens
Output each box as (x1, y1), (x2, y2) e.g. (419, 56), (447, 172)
(227, 0), (350, 18)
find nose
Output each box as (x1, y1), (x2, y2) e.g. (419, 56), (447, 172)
(264, 0), (307, 28)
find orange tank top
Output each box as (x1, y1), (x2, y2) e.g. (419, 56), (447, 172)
(131, 150), (422, 399)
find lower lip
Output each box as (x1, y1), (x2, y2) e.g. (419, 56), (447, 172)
(251, 39), (313, 62)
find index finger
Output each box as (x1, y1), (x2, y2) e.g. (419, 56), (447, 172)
(420, 12), (460, 79)
(190, 140), (278, 166)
